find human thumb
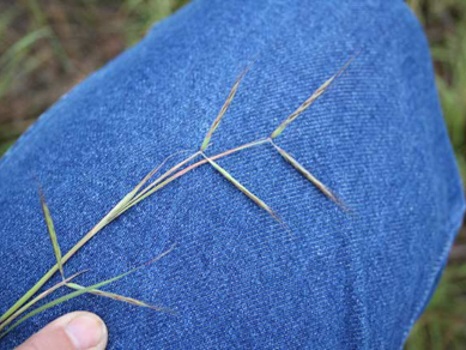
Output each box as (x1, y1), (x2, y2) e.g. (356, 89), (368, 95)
(16, 311), (107, 350)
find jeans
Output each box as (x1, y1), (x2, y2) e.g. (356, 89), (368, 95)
(0, 0), (464, 348)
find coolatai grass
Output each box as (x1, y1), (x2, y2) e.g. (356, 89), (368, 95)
(0, 1), (465, 348)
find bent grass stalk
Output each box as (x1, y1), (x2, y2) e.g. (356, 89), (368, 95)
(0, 279), (118, 339)
(125, 139), (269, 212)
(0, 242), (176, 337)
(0, 57), (355, 337)
(0, 255), (167, 339)
(0, 271), (87, 333)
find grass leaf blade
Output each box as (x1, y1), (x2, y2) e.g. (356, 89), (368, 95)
(39, 187), (64, 279)
(200, 66), (250, 151)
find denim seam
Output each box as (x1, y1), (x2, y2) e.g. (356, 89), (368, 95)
(397, 203), (466, 349)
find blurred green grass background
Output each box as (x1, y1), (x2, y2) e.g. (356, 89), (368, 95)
(0, 1), (465, 348)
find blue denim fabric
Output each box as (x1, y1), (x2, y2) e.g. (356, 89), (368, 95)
(0, 0), (464, 348)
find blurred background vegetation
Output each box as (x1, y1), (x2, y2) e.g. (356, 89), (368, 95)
(0, 1), (464, 348)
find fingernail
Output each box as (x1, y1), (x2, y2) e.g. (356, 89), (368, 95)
(65, 314), (106, 350)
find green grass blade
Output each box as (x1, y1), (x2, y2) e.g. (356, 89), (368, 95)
(0, 137), (265, 325)
(200, 66), (250, 151)
(0, 27), (50, 68)
(0, 245), (175, 339)
(66, 283), (174, 314)
(271, 142), (347, 210)
(201, 153), (281, 223)
(0, 271), (87, 333)
(270, 56), (356, 139)
(0, 138), (265, 325)
(0, 273), (131, 339)
(39, 188), (64, 279)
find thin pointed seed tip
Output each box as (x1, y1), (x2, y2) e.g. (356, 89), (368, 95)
(142, 243), (176, 267)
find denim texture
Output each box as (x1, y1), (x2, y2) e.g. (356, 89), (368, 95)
(0, 0), (464, 348)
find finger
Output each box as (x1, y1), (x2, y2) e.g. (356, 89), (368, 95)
(16, 311), (107, 350)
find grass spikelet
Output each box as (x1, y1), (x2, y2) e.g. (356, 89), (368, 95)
(270, 141), (346, 210)
(66, 283), (174, 314)
(200, 66), (250, 151)
(0, 271), (87, 332)
(0, 271), (133, 339)
(270, 56), (356, 139)
(0, 56), (357, 337)
(201, 153), (281, 223)
(38, 187), (64, 279)
(0, 245), (175, 338)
